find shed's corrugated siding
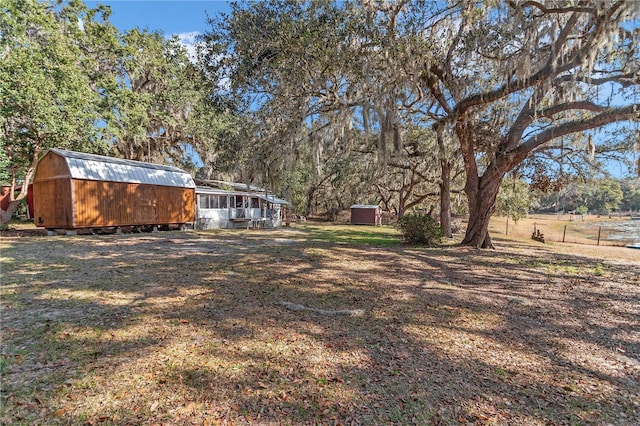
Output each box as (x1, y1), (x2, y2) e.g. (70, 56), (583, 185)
(33, 179), (74, 228)
(72, 180), (195, 227)
(34, 150), (197, 229)
(33, 151), (72, 181)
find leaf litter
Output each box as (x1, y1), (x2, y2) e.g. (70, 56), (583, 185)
(0, 227), (638, 425)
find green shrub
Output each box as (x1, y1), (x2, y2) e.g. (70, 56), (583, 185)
(397, 214), (443, 245)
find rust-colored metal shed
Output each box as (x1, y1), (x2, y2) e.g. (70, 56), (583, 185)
(33, 148), (195, 230)
(1, 184), (34, 219)
(350, 204), (382, 225)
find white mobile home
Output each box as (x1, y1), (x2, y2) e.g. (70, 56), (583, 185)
(195, 186), (289, 229)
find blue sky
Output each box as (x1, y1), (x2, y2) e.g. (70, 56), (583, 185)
(84, 1), (231, 37)
(82, 1), (232, 166)
(80, 1), (637, 179)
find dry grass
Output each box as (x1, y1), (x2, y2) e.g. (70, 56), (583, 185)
(1, 223), (639, 425)
(490, 213), (638, 248)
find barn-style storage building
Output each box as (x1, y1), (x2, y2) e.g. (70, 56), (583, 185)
(33, 149), (195, 230)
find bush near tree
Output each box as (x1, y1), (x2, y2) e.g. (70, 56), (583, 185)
(397, 214), (444, 245)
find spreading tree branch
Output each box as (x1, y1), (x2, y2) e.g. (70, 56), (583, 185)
(511, 103), (640, 165)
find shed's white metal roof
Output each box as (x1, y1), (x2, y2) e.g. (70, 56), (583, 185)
(47, 148), (196, 188)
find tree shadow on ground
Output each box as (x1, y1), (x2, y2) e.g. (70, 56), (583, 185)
(1, 230), (638, 425)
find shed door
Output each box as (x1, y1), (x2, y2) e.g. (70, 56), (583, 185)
(54, 181), (67, 226)
(135, 186), (158, 223)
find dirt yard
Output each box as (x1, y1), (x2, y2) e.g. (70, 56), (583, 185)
(1, 224), (639, 425)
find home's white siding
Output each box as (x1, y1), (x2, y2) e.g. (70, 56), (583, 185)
(195, 187), (288, 230)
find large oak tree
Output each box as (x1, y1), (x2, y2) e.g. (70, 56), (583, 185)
(1, 0), (235, 223)
(0, 0), (108, 223)
(420, 0), (639, 247)
(203, 0), (638, 247)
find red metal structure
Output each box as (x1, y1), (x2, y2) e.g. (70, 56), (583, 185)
(350, 204), (382, 226)
(1, 184), (34, 219)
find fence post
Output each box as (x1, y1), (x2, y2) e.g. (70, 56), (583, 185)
(597, 226), (601, 246)
(562, 224), (567, 243)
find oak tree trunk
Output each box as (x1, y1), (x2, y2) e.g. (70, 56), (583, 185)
(305, 185), (317, 217)
(439, 158), (452, 238)
(461, 175), (502, 249)
(1, 165), (37, 226)
(0, 200), (22, 225)
(397, 168), (407, 219)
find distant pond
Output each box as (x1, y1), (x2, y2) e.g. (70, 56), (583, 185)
(589, 219), (640, 244)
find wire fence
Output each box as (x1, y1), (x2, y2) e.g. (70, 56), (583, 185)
(500, 215), (640, 247)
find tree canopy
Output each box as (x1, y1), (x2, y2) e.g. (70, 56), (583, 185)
(0, 0), (234, 223)
(202, 0), (640, 247)
(2, 0), (638, 242)
(0, 0), (107, 222)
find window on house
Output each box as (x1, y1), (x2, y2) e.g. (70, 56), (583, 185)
(198, 194), (209, 209)
(199, 194), (230, 209)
